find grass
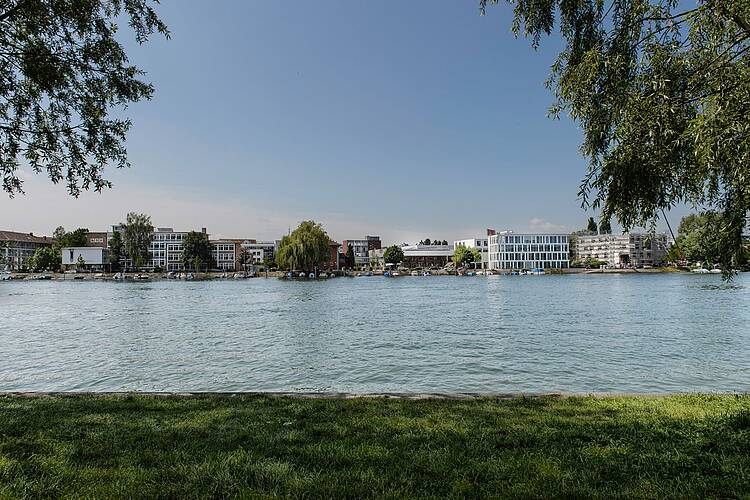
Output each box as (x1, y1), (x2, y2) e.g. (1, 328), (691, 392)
(0, 394), (749, 498)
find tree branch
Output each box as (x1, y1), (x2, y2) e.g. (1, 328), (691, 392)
(0, 0), (28, 23)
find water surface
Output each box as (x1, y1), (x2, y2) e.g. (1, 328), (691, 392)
(2, 273), (748, 393)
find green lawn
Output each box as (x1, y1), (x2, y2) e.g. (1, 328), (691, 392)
(0, 394), (748, 498)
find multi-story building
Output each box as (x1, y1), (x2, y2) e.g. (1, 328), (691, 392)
(487, 231), (569, 271)
(453, 238), (489, 269)
(211, 240), (239, 271)
(342, 236), (381, 268)
(571, 233), (668, 268)
(240, 240), (279, 264)
(0, 230), (53, 270)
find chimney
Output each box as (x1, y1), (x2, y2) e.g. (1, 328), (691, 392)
(201, 227), (207, 234)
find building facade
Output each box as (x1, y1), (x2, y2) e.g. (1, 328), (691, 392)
(342, 236), (381, 268)
(240, 240), (279, 264)
(0, 231), (53, 270)
(61, 247), (110, 270)
(401, 244), (454, 269)
(453, 238), (489, 269)
(572, 233), (668, 268)
(85, 232), (108, 248)
(488, 232), (569, 271)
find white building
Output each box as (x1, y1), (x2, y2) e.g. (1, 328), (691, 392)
(401, 243), (454, 268)
(342, 236), (381, 268)
(211, 240), (238, 271)
(453, 238), (489, 269)
(241, 240), (279, 263)
(572, 233), (668, 268)
(488, 231), (569, 271)
(61, 247), (109, 270)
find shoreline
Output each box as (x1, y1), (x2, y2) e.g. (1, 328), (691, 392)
(1, 267), (704, 281)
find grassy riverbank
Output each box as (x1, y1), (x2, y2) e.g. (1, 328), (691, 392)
(1, 394), (748, 497)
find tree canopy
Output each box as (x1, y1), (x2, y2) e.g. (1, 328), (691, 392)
(182, 231), (212, 271)
(122, 212), (152, 269)
(480, 0), (750, 271)
(383, 245), (404, 265)
(276, 221), (331, 272)
(0, 0), (168, 196)
(52, 227), (88, 250)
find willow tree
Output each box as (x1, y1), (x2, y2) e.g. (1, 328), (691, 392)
(480, 0), (750, 271)
(0, 0), (168, 196)
(276, 221), (331, 272)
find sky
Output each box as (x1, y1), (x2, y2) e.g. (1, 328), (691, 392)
(1, 1), (690, 244)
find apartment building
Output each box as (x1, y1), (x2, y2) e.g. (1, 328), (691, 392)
(211, 240), (239, 271)
(572, 233), (668, 268)
(453, 238), (489, 269)
(487, 231), (569, 271)
(240, 240), (279, 264)
(342, 236), (381, 267)
(0, 230), (53, 270)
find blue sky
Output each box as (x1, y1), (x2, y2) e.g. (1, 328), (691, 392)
(2, 1), (688, 243)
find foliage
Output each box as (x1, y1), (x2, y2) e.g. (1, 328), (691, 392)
(108, 231), (123, 269)
(469, 247), (482, 264)
(27, 245), (57, 271)
(345, 244), (355, 268)
(587, 217), (598, 234)
(0, 0), (169, 196)
(480, 0), (750, 272)
(53, 227), (88, 251)
(262, 256), (276, 269)
(182, 231), (211, 271)
(276, 221), (331, 272)
(383, 245), (404, 265)
(76, 254), (85, 269)
(0, 394), (749, 497)
(122, 212), (152, 269)
(452, 245), (468, 268)
(673, 212), (731, 265)
(599, 218), (612, 235)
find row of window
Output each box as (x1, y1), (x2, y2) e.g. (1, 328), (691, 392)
(491, 235), (568, 245)
(492, 244), (567, 252)
(490, 253), (568, 262)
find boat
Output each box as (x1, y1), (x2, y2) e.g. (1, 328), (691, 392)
(366, 271), (373, 276)
(422, 271), (431, 276)
(691, 268), (710, 274)
(531, 268), (545, 275)
(392, 271), (400, 277)
(383, 271), (391, 277)
(113, 272), (125, 280)
(0, 271), (11, 281)
(36, 274), (51, 280)
(318, 273), (328, 279)
(186, 273), (194, 281)
(410, 270), (419, 276)
(308, 272), (315, 279)
(135, 273), (149, 280)
(298, 272), (305, 278)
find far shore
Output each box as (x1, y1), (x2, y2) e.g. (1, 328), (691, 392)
(2, 266), (701, 281)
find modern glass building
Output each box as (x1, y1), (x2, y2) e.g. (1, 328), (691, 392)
(487, 232), (569, 270)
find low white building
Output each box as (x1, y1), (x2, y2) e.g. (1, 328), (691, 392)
(488, 231), (569, 271)
(572, 233), (668, 268)
(401, 243), (454, 268)
(453, 238), (489, 269)
(240, 240), (279, 263)
(61, 247), (110, 270)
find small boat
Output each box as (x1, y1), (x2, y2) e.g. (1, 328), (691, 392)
(366, 271), (373, 276)
(298, 272), (305, 278)
(383, 271), (391, 277)
(135, 273), (149, 280)
(36, 274), (52, 280)
(692, 268), (710, 274)
(422, 271), (431, 276)
(308, 272), (315, 279)
(73, 275), (84, 280)
(0, 271), (11, 281)
(531, 268), (545, 275)
(186, 273), (194, 281)
(318, 273), (328, 279)
(392, 271), (400, 277)
(709, 268), (722, 274)
(410, 270), (419, 276)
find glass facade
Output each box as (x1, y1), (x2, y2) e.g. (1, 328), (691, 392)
(487, 233), (570, 270)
